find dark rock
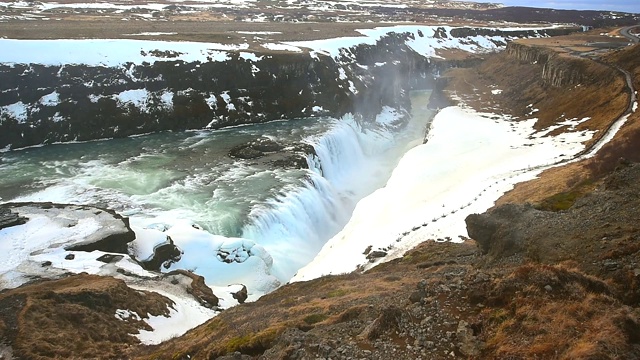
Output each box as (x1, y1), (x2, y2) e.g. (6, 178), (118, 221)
(65, 254), (75, 260)
(366, 250), (387, 260)
(251, 138), (283, 152)
(97, 254), (124, 264)
(228, 145), (264, 159)
(229, 138), (284, 159)
(165, 270), (219, 308)
(232, 285), (248, 304)
(465, 203), (538, 256)
(409, 290), (426, 303)
(271, 155), (308, 169)
(138, 236), (182, 272)
(41, 261), (52, 267)
(0, 207), (27, 230)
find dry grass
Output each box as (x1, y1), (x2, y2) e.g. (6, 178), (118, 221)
(463, 38), (640, 208)
(481, 264), (640, 359)
(0, 274), (173, 359)
(137, 240), (479, 359)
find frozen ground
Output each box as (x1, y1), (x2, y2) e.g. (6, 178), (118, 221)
(0, 25), (554, 67)
(292, 105), (597, 281)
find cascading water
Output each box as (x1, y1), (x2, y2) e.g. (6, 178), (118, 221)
(0, 91), (435, 298)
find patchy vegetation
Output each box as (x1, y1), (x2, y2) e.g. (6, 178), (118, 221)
(0, 274), (173, 359)
(481, 264), (640, 359)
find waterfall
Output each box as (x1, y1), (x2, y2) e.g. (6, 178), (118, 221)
(240, 113), (396, 281)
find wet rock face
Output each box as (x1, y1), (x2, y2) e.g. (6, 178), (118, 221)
(0, 37), (427, 150)
(0, 207), (27, 230)
(229, 138), (284, 159)
(138, 237), (183, 272)
(229, 138), (317, 170)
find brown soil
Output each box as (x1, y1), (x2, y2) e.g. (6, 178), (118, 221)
(0, 274), (173, 359)
(0, 20), (377, 44)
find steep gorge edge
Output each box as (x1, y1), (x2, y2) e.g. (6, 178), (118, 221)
(0, 27), (576, 150)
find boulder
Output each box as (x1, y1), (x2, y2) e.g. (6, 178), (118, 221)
(232, 285), (248, 304)
(0, 207), (27, 230)
(229, 138), (283, 159)
(138, 238), (182, 272)
(97, 254), (124, 264)
(465, 203), (538, 257)
(165, 270), (219, 308)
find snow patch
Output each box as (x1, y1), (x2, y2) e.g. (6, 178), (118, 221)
(113, 89), (150, 111)
(39, 91), (60, 106)
(133, 287), (217, 345)
(261, 43), (302, 52)
(0, 39), (248, 66)
(1, 101), (28, 123)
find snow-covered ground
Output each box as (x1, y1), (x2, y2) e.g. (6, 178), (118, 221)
(286, 25), (551, 59)
(130, 285), (218, 345)
(292, 105), (596, 281)
(0, 39), (248, 66)
(0, 25), (554, 67)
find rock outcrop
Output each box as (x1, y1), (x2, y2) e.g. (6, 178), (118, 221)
(0, 274), (173, 359)
(4, 202), (136, 254)
(506, 42), (618, 87)
(465, 203), (544, 257)
(164, 270), (219, 308)
(138, 237), (183, 272)
(0, 207), (26, 230)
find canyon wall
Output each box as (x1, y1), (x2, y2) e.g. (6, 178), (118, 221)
(506, 42), (618, 87)
(0, 27), (579, 150)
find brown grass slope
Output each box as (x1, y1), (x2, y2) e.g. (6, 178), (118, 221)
(136, 240), (482, 359)
(497, 42), (640, 207)
(0, 274), (173, 359)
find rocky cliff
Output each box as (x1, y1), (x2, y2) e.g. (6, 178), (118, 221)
(0, 27), (580, 150)
(505, 41), (618, 87)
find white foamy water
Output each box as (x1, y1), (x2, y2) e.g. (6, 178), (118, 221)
(0, 91), (435, 297)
